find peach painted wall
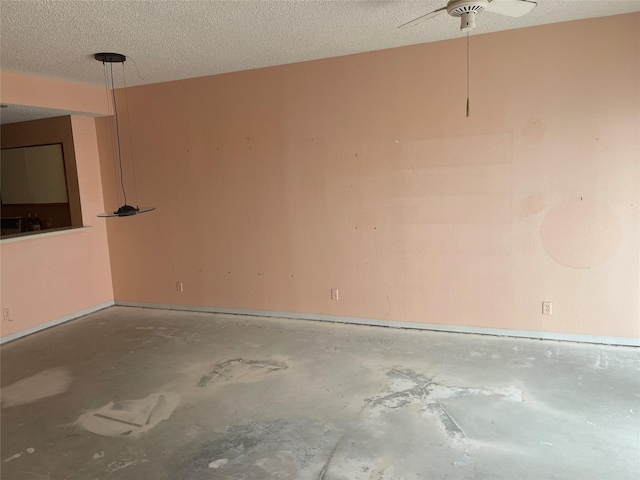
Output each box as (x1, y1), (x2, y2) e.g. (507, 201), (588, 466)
(100, 14), (639, 339)
(0, 72), (113, 339)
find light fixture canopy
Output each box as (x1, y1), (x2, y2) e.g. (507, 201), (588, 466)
(95, 52), (126, 63)
(95, 52), (155, 218)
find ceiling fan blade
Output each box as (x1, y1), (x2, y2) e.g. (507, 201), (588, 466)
(398, 7), (447, 29)
(485, 0), (537, 17)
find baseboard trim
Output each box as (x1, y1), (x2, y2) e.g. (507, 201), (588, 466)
(115, 301), (639, 347)
(0, 301), (115, 344)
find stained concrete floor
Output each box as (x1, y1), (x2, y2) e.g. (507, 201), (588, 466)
(1, 306), (639, 480)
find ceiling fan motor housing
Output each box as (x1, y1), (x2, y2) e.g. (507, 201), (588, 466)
(447, 0), (488, 31)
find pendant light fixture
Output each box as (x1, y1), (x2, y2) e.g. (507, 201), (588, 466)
(95, 52), (155, 217)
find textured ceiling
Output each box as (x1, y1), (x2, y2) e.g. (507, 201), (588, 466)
(1, 0), (638, 90)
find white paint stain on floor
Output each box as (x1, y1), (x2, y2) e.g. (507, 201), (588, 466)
(254, 452), (297, 477)
(77, 392), (180, 437)
(3, 452), (21, 463)
(1, 368), (73, 408)
(3, 448), (35, 463)
(594, 353), (608, 370)
(328, 457), (397, 480)
(208, 458), (228, 468)
(106, 459), (143, 477)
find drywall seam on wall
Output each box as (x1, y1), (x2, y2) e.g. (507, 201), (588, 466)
(0, 301), (114, 344)
(115, 301), (640, 347)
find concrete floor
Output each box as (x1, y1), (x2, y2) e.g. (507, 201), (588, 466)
(1, 306), (639, 480)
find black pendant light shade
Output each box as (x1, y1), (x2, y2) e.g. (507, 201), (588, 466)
(96, 52), (155, 218)
(97, 205), (155, 218)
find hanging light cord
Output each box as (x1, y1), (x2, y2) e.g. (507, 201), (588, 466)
(122, 62), (139, 208)
(109, 61), (127, 206)
(103, 63), (121, 207)
(466, 32), (470, 118)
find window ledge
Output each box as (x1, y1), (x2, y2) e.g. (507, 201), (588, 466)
(0, 226), (93, 244)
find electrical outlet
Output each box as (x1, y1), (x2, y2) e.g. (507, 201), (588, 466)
(3, 308), (11, 321)
(176, 282), (184, 293)
(542, 302), (552, 315)
(331, 289), (339, 301)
